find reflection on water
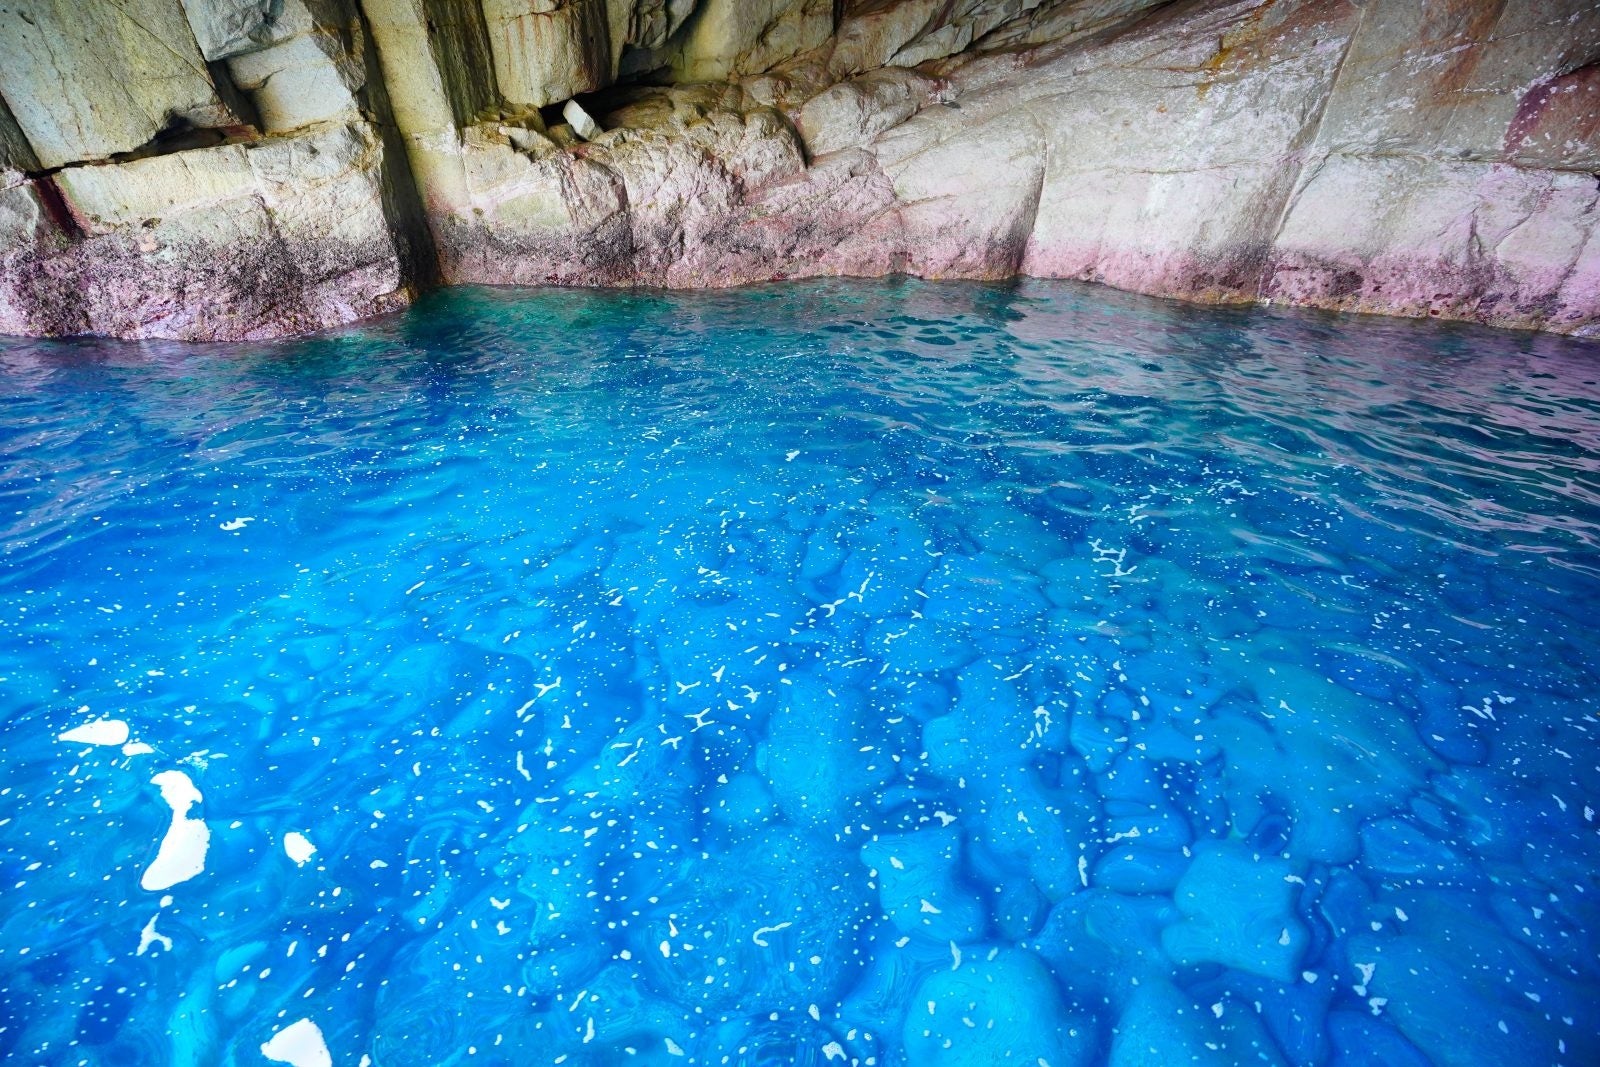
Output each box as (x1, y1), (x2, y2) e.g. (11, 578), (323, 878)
(1, 279), (1598, 1066)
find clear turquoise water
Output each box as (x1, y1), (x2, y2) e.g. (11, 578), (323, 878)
(2, 280), (1599, 1067)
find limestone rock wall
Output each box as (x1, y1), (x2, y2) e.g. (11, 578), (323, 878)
(0, 0), (1596, 340)
(0, 0), (423, 340)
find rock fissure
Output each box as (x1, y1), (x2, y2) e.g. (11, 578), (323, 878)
(105, 0), (215, 77)
(1252, 0), (1365, 300)
(19, 125), (261, 181)
(0, 0), (1597, 340)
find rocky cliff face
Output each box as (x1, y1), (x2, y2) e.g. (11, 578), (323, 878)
(1, 0), (1597, 341)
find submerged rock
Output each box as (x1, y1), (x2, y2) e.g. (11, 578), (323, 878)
(902, 947), (1093, 1067)
(1162, 840), (1309, 983)
(861, 826), (988, 943)
(1109, 977), (1286, 1067)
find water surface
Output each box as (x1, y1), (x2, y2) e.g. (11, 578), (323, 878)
(2, 280), (1598, 1066)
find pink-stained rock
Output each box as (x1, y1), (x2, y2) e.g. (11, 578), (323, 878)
(1297, 0), (1600, 164)
(0, 179), (86, 338)
(424, 0), (1600, 335)
(0, 123), (417, 341)
(675, 148), (904, 285)
(880, 108), (1046, 280)
(1255, 0), (1600, 334)
(1265, 158), (1600, 333)
(1504, 63), (1600, 172)
(1011, 0), (1364, 305)
(437, 84), (811, 288)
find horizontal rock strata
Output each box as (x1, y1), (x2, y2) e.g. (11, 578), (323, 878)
(0, 0), (1596, 340)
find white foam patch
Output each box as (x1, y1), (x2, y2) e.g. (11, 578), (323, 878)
(260, 1018), (332, 1067)
(123, 741), (155, 756)
(58, 719), (129, 747)
(140, 770), (210, 892)
(284, 832), (317, 866)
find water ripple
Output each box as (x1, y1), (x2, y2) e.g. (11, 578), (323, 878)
(1, 279), (1598, 1066)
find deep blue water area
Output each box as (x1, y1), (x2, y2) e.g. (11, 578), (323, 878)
(2, 280), (1600, 1067)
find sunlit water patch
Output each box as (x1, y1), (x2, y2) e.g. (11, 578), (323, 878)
(2, 280), (1599, 1067)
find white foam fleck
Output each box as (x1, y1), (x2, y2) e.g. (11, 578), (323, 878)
(135, 913), (172, 957)
(260, 1018), (332, 1067)
(751, 922), (792, 947)
(283, 832), (317, 866)
(219, 517), (255, 532)
(58, 719), (129, 747)
(140, 770), (210, 892)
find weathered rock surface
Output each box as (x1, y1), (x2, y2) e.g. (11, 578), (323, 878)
(796, 68), (936, 157)
(1261, 0), (1600, 332)
(0, 95), (36, 176)
(0, 1), (245, 168)
(674, 0), (835, 82)
(183, 0), (314, 60)
(0, 0), (1597, 340)
(483, 0), (615, 107)
(225, 23), (365, 134)
(0, 122), (415, 340)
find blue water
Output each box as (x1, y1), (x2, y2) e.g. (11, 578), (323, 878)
(2, 280), (1599, 1067)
